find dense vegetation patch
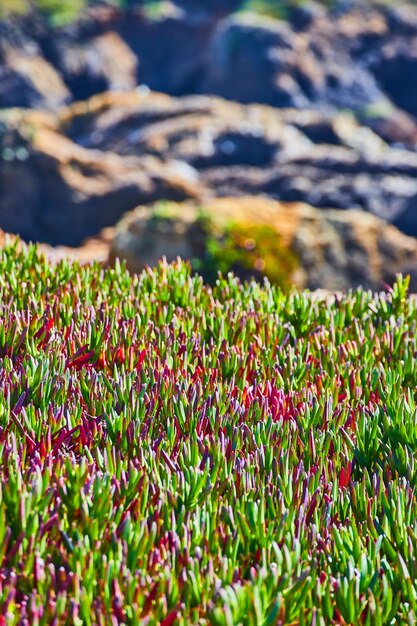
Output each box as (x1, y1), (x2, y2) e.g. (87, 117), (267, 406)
(0, 241), (417, 624)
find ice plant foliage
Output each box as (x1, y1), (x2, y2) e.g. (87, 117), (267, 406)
(0, 241), (416, 625)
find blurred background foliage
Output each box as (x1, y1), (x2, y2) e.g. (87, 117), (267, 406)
(0, 0), (387, 26)
(1, 0), (145, 24)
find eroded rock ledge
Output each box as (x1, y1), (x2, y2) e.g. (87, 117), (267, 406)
(1, 91), (417, 248)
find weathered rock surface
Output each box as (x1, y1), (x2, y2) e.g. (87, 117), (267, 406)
(110, 197), (417, 292)
(2, 89), (417, 247)
(0, 107), (202, 246)
(47, 31), (138, 102)
(61, 91), (417, 236)
(0, 26), (71, 110)
(202, 12), (386, 111)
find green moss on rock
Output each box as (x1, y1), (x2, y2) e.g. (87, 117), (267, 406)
(197, 216), (300, 289)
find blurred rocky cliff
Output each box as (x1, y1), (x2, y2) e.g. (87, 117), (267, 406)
(1, 1), (417, 290)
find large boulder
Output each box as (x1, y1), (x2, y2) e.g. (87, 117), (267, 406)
(110, 197), (417, 291)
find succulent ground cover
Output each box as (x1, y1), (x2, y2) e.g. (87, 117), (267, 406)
(0, 240), (417, 624)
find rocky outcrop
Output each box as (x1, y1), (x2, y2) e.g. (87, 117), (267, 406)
(60, 91), (417, 235)
(1, 3), (417, 120)
(1, 4), (417, 292)
(0, 107), (202, 246)
(1, 89), (417, 248)
(110, 197), (417, 292)
(364, 5), (417, 119)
